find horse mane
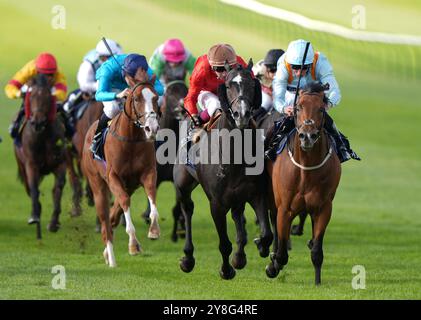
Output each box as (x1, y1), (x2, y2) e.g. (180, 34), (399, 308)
(34, 73), (49, 88)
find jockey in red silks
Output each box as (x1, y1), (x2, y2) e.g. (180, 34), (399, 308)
(184, 44), (249, 125)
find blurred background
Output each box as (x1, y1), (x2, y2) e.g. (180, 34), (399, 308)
(0, 0), (420, 299)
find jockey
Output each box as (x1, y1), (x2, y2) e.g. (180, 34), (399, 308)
(252, 48), (284, 121)
(63, 38), (123, 115)
(4, 52), (69, 138)
(90, 53), (164, 154)
(149, 38), (196, 86)
(184, 43), (248, 125)
(267, 39), (360, 162)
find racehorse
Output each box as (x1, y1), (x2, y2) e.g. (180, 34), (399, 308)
(81, 80), (161, 267)
(173, 61), (273, 279)
(141, 80), (187, 242)
(265, 82), (341, 285)
(14, 74), (67, 239)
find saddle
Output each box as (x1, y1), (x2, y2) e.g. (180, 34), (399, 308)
(192, 111), (222, 143)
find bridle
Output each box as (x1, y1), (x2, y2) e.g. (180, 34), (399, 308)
(225, 70), (254, 125)
(123, 81), (158, 129)
(288, 92), (333, 170)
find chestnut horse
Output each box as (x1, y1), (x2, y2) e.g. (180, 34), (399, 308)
(266, 82), (341, 285)
(81, 81), (160, 267)
(14, 74), (67, 239)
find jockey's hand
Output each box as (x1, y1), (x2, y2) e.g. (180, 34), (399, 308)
(15, 90), (21, 98)
(283, 106), (294, 117)
(191, 114), (202, 127)
(116, 88), (131, 99)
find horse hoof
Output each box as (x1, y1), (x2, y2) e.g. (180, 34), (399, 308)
(28, 216), (40, 225)
(232, 253), (247, 270)
(180, 256), (195, 273)
(47, 222), (60, 232)
(307, 239), (313, 250)
(71, 207), (82, 218)
(129, 242), (142, 256)
(291, 225), (303, 236)
(265, 263), (279, 278)
(148, 230), (160, 240)
(254, 238), (270, 258)
(219, 265), (236, 280)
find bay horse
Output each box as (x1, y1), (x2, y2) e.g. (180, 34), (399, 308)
(143, 80), (187, 242)
(266, 82), (341, 285)
(173, 62), (273, 279)
(14, 74), (67, 239)
(81, 81), (161, 267)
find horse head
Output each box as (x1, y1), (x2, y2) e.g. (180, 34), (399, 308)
(127, 81), (160, 140)
(27, 74), (55, 132)
(223, 59), (261, 129)
(163, 62), (187, 84)
(295, 81), (329, 151)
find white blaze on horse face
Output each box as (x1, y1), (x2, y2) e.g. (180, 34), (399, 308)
(142, 87), (159, 137)
(232, 74), (242, 86)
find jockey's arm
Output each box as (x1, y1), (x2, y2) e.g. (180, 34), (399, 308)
(95, 73), (117, 102)
(185, 52), (196, 76)
(147, 67), (164, 96)
(4, 60), (37, 99)
(272, 62), (289, 114)
(316, 54), (341, 108)
(53, 70), (67, 102)
(149, 49), (164, 79)
(184, 67), (205, 115)
(77, 60), (97, 93)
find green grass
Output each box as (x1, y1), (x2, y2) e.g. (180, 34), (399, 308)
(258, 0), (421, 35)
(0, 0), (421, 299)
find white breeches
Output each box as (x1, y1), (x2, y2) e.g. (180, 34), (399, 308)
(261, 91), (273, 111)
(197, 91), (221, 117)
(103, 99), (124, 119)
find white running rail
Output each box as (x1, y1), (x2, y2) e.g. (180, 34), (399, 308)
(219, 0), (421, 46)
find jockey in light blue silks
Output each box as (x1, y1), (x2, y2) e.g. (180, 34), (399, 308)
(266, 39), (360, 162)
(90, 53), (164, 153)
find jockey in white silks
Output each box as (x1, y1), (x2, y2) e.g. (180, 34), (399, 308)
(267, 39), (360, 163)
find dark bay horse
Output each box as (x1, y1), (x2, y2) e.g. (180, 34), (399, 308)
(66, 97), (103, 217)
(14, 74), (67, 239)
(266, 82), (341, 285)
(81, 81), (160, 267)
(173, 62), (273, 279)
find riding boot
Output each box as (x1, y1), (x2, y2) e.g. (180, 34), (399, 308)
(324, 114), (361, 163)
(90, 113), (111, 154)
(9, 105), (25, 139)
(264, 116), (295, 160)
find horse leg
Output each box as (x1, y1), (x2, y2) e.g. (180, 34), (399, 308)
(26, 165), (42, 240)
(91, 178), (115, 267)
(141, 201), (151, 225)
(266, 207), (292, 278)
(210, 202), (235, 280)
(108, 172), (141, 255)
(142, 170), (160, 240)
(171, 200), (185, 242)
(250, 195), (273, 258)
(66, 148), (82, 217)
(291, 211), (307, 236)
(310, 203), (332, 285)
(48, 163), (66, 232)
(230, 203), (247, 270)
(85, 182), (94, 207)
(174, 164), (198, 273)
